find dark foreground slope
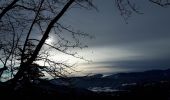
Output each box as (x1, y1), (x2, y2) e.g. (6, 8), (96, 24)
(0, 79), (97, 100)
(0, 80), (170, 100)
(0, 69), (170, 100)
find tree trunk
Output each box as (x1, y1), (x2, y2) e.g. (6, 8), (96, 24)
(12, 0), (75, 86)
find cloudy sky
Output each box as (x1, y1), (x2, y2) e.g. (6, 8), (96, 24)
(51, 0), (170, 75)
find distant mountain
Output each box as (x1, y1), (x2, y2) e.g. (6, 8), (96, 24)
(105, 69), (170, 83)
(50, 68), (170, 91)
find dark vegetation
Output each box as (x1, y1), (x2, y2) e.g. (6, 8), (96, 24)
(1, 69), (170, 100)
(0, 79), (97, 99)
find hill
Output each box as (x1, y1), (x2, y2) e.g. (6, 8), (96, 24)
(0, 69), (170, 99)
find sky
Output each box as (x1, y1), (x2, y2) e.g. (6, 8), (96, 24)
(1, 0), (170, 76)
(55, 0), (170, 75)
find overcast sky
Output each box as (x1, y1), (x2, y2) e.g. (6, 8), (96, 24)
(53, 0), (170, 75)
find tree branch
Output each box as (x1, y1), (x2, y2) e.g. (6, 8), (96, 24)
(0, 0), (19, 20)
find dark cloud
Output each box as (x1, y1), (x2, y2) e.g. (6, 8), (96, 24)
(63, 0), (170, 74)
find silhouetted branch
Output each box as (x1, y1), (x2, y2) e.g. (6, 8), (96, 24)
(0, 0), (19, 20)
(28, 39), (91, 62)
(115, 0), (143, 22)
(21, 0), (44, 64)
(149, 0), (170, 7)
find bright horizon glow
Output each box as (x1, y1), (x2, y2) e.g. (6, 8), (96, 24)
(36, 45), (147, 76)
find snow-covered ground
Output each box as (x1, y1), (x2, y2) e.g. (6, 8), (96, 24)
(88, 87), (120, 92)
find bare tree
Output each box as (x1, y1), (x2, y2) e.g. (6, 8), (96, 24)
(0, 0), (95, 86)
(0, 0), (170, 87)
